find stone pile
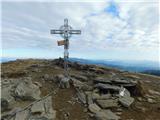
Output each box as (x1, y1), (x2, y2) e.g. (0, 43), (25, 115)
(1, 77), (56, 120)
(2, 96), (56, 120)
(71, 74), (137, 120)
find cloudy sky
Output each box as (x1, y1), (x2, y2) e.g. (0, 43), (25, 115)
(1, 0), (159, 61)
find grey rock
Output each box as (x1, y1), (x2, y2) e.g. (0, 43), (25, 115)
(1, 86), (15, 105)
(119, 87), (130, 97)
(15, 110), (29, 120)
(137, 97), (143, 102)
(43, 74), (55, 82)
(119, 96), (134, 107)
(88, 67), (105, 74)
(85, 92), (93, 105)
(148, 89), (160, 96)
(1, 79), (18, 111)
(96, 99), (118, 108)
(15, 78), (41, 100)
(94, 77), (112, 84)
(95, 83), (120, 91)
(76, 89), (86, 104)
(147, 98), (155, 103)
(98, 94), (111, 100)
(88, 104), (101, 113)
(59, 77), (70, 88)
(34, 82), (42, 88)
(55, 74), (70, 88)
(92, 93), (101, 100)
(111, 79), (130, 84)
(83, 108), (88, 113)
(1, 98), (9, 112)
(31, 96), (56, 120)
(72, 78), (92, 91)
(94, 110), (120, 120)
(116, 112), (122, 115)
(92, 93), (111, 100)
(29, 116), (49, 120)
(71, 74), (88, 82)
(43, 97), (56, 120)
(31, 101), (45, 113)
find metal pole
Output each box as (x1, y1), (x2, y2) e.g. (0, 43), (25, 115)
(64, 39), (69, 79)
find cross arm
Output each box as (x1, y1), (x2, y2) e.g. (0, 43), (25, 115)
(50, 30), (63, 34)
(69, 30), (81, 34)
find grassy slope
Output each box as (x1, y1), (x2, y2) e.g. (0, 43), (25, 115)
(1, 59), (160, 120)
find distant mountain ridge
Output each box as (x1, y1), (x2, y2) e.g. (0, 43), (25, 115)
(69, 58), (160, 76)
(1, 57), (160, 76)
(1, 57), (17, 63)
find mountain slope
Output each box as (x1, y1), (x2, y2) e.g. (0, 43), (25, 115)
(1, 58), (160, 120)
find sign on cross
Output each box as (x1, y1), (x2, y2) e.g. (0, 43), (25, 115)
(50, 18), (81, 81)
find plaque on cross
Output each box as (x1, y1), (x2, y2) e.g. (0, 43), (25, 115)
(50, 19), (81, 84)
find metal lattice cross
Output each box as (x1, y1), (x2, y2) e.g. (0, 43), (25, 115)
(50, 18), (81, 81)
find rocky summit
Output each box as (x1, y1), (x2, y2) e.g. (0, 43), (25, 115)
(1, 58), (160, 120)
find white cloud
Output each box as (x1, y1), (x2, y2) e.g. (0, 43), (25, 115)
(1, 0), (159, 61)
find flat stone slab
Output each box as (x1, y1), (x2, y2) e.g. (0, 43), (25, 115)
(72, 78), (92, 91)
(31, 96), (56, 120)
(96, 99), (118, 108)
(95, 83), (120, 91)
(88, 103), (101, 113)
(76, 89), (86, 104)
(86, 92), (93, 105)
(31, 101), (45, 113)
(98, 94), (111, 100)
(15, 110), (29, 120)
(111, 79), (130, 84)
(119, 96), (134, 107)
(94, 77), (112, 84)
(95, 110), (120, 120)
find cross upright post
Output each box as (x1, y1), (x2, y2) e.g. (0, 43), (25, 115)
(50, 19), (81, 88)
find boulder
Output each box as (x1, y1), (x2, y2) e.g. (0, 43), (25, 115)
(119, 96), (134, 107)
(54, 74), (70, 88)
(88, 104), (101, 113)
(59, 77), (70, 88)
(14, 77), (41, 100)
(96, 99), (118, 108)
(94, 110), (120, 120)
